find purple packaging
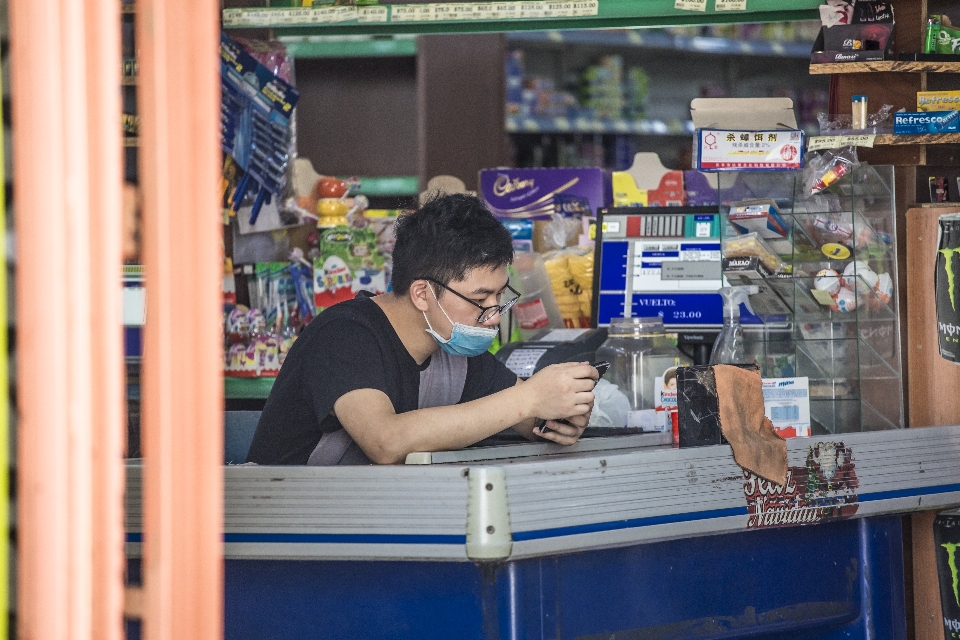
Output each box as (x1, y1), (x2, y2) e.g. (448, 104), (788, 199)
(479, 168), (608, 219)
(683, 170), (719, 207)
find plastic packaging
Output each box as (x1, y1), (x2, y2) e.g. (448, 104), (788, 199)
(817, 104), (894, 135)
(543, 247), (594, 328)
(722, 232), (787, 273)
(509, 251), (565, 340)
(594, 317), (692, 431)
(709, 286), (759, 365)
(852, 95), (868, 130)
(805, 146), (860, 195)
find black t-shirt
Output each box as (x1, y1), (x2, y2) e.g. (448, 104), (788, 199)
(246, 293), (518, 464)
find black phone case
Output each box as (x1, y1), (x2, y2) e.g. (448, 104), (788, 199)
(676, 364), (759, 448)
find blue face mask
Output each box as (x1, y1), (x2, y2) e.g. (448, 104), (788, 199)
(423, 289), (498, 357)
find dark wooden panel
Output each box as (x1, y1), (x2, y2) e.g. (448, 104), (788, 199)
(294, 56), (419, 177)
(417, 33), (509, 191)
(906, 203), (960, 640)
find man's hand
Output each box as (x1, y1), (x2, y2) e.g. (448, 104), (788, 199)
(522, 362), (597, 445)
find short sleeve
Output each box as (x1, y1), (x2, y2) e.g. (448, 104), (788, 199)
(299, 317), (392, 417)
(459, 352), (518, 403)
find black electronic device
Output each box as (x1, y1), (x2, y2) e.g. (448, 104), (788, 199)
(494, 328), (608, 379)
(592, 361), (610, 378)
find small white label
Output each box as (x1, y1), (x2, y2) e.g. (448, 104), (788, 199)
(602, 221), (621, 233)
(538, 328), (589, 342)
(392, 4), (432, 21)
(504, 348), (548, 378)
(674, 0), (707, 11)
(715, 0), (747, 10)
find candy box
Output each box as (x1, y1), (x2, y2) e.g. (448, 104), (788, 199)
(314, 226), (386, 311)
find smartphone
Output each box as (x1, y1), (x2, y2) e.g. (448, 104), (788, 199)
(538, 361), (610, 434)
(592, 361), (610, 378)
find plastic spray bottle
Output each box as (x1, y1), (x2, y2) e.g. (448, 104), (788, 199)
(709, 285), (759, 365)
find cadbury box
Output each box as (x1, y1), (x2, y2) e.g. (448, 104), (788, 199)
(480, 167), (608, 252)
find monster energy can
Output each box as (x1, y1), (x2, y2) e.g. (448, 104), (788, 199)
(935, 509), (960, 638)
(936, 215), (960, 363)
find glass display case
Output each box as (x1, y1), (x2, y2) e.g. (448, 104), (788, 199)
(718, 165), (903, 434)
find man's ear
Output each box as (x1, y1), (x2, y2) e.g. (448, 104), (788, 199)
(409, 279), (432, 312)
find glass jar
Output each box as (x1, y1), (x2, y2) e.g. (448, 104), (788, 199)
(595, 317), (692, 431)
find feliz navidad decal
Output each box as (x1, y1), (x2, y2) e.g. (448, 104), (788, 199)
(744, 441), (859, 529)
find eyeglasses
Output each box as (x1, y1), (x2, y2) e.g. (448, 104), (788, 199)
(424, 278), (521, 324)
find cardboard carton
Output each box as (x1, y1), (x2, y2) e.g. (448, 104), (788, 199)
(690, 98), (804, 172)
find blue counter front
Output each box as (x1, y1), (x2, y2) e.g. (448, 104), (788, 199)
(124, 425), (960, 639)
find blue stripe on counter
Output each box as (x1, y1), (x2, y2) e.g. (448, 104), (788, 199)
(858, 483), (960, 502)
(512, 506), (748, 541)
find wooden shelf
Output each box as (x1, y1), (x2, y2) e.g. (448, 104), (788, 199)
(874, 133), (960, 145)
(810, 61), (960, 74)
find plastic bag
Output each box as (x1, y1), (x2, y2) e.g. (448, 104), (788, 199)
(543, 247), (594, 328)
(805, 146), (860, 195)
(817, 104), (894, 135)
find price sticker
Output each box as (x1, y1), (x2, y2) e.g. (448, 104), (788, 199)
(571, 0), (598, 15)
(358, 6), (388, 21)
(808, 134), (876, 151)
(674, 0), (707, 11)
(715, 0), (747, 9)
(807, 136), (841, 151)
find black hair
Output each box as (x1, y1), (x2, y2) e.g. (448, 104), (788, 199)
(390, 193), (514, 295)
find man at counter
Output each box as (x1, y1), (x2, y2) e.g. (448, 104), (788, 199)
(246, 193), (598, 465)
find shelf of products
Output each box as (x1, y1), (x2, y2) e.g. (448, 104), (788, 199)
(720, 165), (903, 433)
(506, 114), (693, 136)
(810, 61), (960, 74)
(222, 1), (821, 37)
(507, 30), (812, 59)
(281, 35), (417, 59)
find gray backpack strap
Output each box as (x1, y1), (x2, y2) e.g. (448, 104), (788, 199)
(307, 429), (371, 466)
(419, 350), (469, 409)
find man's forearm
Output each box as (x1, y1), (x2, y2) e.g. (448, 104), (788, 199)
(336, 384), (534, 464)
